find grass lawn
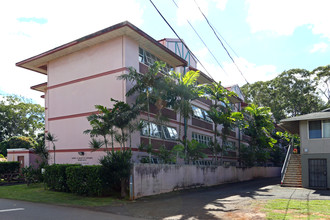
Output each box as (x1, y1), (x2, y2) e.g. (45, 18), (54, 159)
(0, 183), (125, 207)
(263, 199), (330, 219)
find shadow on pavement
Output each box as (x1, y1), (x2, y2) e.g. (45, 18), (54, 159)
(92, 177), (280, 219)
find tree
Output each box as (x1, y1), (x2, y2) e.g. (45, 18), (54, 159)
(111, 99), (140, 151)
(313, 65), (330, 105)
(203, 81), (235, 163)
(46, 132), (58, 164)
(165, 70), (203, 161)
(172, 140), (207, 164)
(0, 95), (44, 142)
(100, 149), (132, 198)
(0, 136), (36, 157)
(241, 68), (325, 122)
(34, 133), (49, 164)
(243, 104), (276, 165)
(84, 105), (115, 152)
(118, 62), (164, 151)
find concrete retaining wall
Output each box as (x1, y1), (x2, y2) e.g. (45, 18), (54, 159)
(132, 164), (281, 199)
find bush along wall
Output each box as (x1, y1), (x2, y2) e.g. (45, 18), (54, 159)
(0, 161), (20, 175)
(44, 164), (80, 192)
(66, 165), (103, 196)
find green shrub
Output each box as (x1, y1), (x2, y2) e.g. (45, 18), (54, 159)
(100, 150), (132, 197)
(0, 161), (20, 175)
(22, 166), (43, 185)
(44, 164), (80, 192)
(66, 165), (103, 196)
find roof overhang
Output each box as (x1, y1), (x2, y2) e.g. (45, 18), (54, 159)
(279, 111), (330, 135)
(16, 21), (187, 75)
(31, 82), (47, 92)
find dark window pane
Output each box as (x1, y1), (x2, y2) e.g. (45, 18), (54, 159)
(309, 120), (322, 139)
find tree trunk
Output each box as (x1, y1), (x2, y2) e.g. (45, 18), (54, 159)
(121, 128), (125, 151)
(120, 179), (127, 198)
(147, 91), (152, 163)
(111, 130), (114, 153)
(214, 123), (217, 164)
(53, 143), (56, 164)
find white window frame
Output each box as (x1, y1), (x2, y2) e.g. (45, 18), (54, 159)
(308, 120), (330, 139)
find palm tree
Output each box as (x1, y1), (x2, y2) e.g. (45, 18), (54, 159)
(111, 99), (140, 151)
(84, 105), (115, 153)
(118, 61), (164, 157)
(46, 132), (57, 164)
(165, 70), (203, 161)
(203, 82), (233, 163)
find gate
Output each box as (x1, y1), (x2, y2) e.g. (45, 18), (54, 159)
(309, 159), (327, 188)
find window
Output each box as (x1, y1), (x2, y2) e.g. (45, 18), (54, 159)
(192, 132), (211, 145)
(139, 47), (173, 74)
(309, 120), (330, 139)
(192, 106), (213, 123)
(192, 106), (203, 119)
(309, 120), (322, 139)
(141, 120), (178, 140)
(162, 126), (178, 140)
(323, 120), (330, 138)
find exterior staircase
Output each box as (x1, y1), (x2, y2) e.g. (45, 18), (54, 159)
(281, 154), (302, 187)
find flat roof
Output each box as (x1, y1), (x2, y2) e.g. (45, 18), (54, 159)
(16, 21), (187, 74)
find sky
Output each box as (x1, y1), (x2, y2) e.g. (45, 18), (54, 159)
(1, 0), (330, 105)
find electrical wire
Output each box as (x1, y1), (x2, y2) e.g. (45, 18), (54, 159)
(193, 0), (249, 84)
(171, 0), (228, 76)
(149, 0), (214, 80)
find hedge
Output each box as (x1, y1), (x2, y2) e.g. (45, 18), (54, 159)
(0, 161), (20, 175)
(44, 164), (80, 192)
(66, 165), (103, 196)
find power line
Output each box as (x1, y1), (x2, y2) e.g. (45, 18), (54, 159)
(149, 0), (214, 80)
(171, 0), (228, 76)
(193, 0), (249, 84)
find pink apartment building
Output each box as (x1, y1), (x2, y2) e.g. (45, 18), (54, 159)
(15, 21), (247, 166)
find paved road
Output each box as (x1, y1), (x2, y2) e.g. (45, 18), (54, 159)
(0, 198), (142, 220)
(92, 177), (330, 220)
(2, 178), (330, 220)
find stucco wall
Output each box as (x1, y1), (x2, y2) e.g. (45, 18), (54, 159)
(300, 121), (330, 154)
(301, 153), (330, 188)
(132, 164), (280, 199)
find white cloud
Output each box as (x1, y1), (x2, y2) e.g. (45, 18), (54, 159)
(310, 42), (328, 53)
(213, 0), (228, 10)
(195, 50), (277, 86)
(176, 0), (208, 26)
(246, 0), (330, 39)
(0, 0), (144, 105)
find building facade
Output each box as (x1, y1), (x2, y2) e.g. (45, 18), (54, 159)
(280, 110), (330, 189)
(16, 21), (248, 165)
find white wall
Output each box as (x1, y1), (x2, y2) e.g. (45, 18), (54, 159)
(132, 164), (280, 199)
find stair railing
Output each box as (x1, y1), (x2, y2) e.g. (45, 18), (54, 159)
(281, 144), (293, 184)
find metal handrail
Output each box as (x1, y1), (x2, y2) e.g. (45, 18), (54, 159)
(281, 144), (293, 184)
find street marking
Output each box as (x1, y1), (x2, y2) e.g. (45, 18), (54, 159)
(0, 208), (25, 213)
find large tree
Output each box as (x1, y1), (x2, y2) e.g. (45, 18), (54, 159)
(313, 65), (330, 105)
(241, 68), (325, 122)
(0, 95), (44, 142)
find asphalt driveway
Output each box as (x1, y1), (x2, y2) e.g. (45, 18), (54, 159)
(91, 177), (330, 220)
